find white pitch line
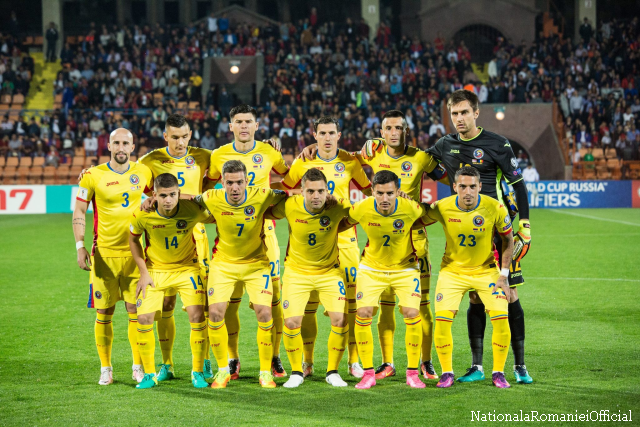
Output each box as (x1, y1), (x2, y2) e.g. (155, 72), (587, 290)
(550, 210), (640, 227)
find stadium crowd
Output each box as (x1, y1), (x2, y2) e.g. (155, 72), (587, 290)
(0, 13), (638, 166)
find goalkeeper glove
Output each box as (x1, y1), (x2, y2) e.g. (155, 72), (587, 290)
(513, 219), (531, 262)
(360, 138), (385, 160)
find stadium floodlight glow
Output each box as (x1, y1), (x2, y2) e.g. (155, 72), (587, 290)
(494, 106), (505, 120)
(230, 65), (239, 74)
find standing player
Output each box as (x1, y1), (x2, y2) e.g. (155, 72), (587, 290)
(342, 170), (429, 389)
(138, 114), (214, 382)
(204, 105), (290, 379)
(301, 110), (445, 380)
(422, 167), (514, 388)
(129, 173), (212, 389)
(73, 128), (153, 385)
(197, 160), (288, 389)
(280, 116), (371, 379)
(268, 169), (352, 388)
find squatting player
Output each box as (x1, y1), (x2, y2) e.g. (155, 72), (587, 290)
(422, 166), (514, 388)
(342, 170), (430, 389)
(197, 160), (288, 389)
(73, 128), (153, 385)
(204, 105), (290, 379)
(281, 116), (372, 379)
(268, 168), (352, 388)
(129, 173), (213, 389)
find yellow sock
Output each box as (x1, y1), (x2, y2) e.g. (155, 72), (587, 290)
(355, 316), (374, 370)
(257, 320), (274, 372)
(327, 325), (349, 372)
(301, 305), (318, 364)
(490, 312), (511, 372)
(190, 321), (207, 372)
(434, 311), (454, 373)
(127, 313), (142, 365)
(95, 313), (113, 367)
(404, 315), (422, 369)
(420, 294), (434, 362)
(377, 301), (396, 364)
(283, 325), (303, 373)
(347, 308), (359, 364)
(208, 319), (229, 369)
(203, 310), (210, 360)
(271, 298), (284, 357)
(225, 299), (241, 360)
(157, 310), (175, 366)
(137, 323), (156, 374)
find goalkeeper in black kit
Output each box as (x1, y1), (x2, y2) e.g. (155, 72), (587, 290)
(363, 89), (533, 384)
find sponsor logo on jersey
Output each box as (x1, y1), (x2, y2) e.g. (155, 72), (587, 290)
(129, 174), (140, 185)
(295, 218), (308, 224)
(401, 161), (412, 172)
(153, 224), (165, 229)
(379, 163), (390, 168)
(253, 154), (263, 164)
(185, 156), (195, 166)
(176, 220), (188, 229)
(162, 160), (175, 164)
(356, 292), (363, 300)
(221, 212), (234, 215)
(393, 219), (404, 230)
(106, 181), (120, 186)
(450, 149), (460, 153)
(319, 216), (331, 227)
(94, 291), (102, 299)
(473, 215), (484, 227)
(436, 293), (443, 302)
(448, 218), (461, 222)
(283, 300), (289, 309)
(473, 149), (484, 159)
(368, 222), (381, 226)
(510, 158), (518, 168)
(208, 288), (214, 297)
(334, 162), (345, 173)
(244, 206), (255, 216)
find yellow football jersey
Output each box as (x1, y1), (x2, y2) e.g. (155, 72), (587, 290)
(271, 195), (351, 274)
(129, 199), (212, 271)
(358, 145), (439, 201)
(282, 149), (370, 248)
(138, 146), (211, 195)
(424, 194), (512, 275)
(77, 162), (153, 257)
(206, 140), (289, 188)
(347, 197), (428, 271)
(197, 187), (287, 263)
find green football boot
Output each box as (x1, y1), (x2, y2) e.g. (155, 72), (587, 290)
(156, 364), (175, 381)
(203, 359), (213, 380)
(514, 365), (533, 384)
(457, 365), (485, 382)
(192, 371), (209, 388)
(136, 373), (158, 389)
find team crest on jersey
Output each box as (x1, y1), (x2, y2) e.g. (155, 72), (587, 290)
(283, 300), (289, 309)
(334, 162), (345, 173)
(252, 154), (263, 164)
(185, 156), (196, 166)
(244, 205), (255, 216)
(176, 220), (188, 229)
(401, 161), (413, 172)
(473, 215), (485, 227)
(356, 292), (363, 300)
(393, 219), (404, 230)
(473, 149), (484, 159)
(510, 157), (518, 168)
(319, 216), (331, 227)
(436, 293), (443, 302)
(129, 174), (140, 185)
(94, 291), (102, 299)
(208, 288), (214, 297)
(136, 299), (142, 307)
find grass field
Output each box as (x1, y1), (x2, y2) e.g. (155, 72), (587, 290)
(1, 208), (640, 426)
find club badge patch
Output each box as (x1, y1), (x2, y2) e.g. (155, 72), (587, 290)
(185, 156), (195, 166)
(436, 293), (443, 302)
(283, 300), (289, 309)
(94, 291), (102, 299)
(253, 154), (263, 164)
(136, 299), (142, 307)
(176, 220), (188, 229)
(129, 174), (140, 185)
(319, 216), (331, 227)
(474, 149), (484, 159)
(393, 219), (404, 230)
(244, 206), (255, 216)
(401, 161), (412, 172)
(356, 292), (363, 300)
(473, 215), (484, 227)
(334, 163), (345, 173)
(208, 288), (214, 297)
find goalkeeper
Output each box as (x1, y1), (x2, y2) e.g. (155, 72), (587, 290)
(361, 90), (532, 384)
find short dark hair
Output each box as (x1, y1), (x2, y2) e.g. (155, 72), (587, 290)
(221, 160), (247, 177)
(313, 116), (340, 132)
(372, 170), (399, 189)
(165, 114), (190, 131)
(447, 89), (479, 111)
(381, 110), (407, 129)
(454, 166), (481, 182)
(154, 173), (179, 189)
(301, 168), (327, 187)
(229, 104), (258, 120)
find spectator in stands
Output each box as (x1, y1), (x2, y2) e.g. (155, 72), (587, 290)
(217, 116), (229, 138)
(522, 163), (540, 182)
(200, 129), (215, 150)
(97, 128), (109, 156)
(0, 135), (8, 158)
(7, 133), (21, 157)
(583, 148), (594, 162)
(576, 124), (592, 149)
(579, 18), (593, 44)
(45, 22), (59, 62)
(45, 146), (59, 166)
(83, 133), (98, 156)
(89, 114), (104, 135)
(22, 135), (36, 158)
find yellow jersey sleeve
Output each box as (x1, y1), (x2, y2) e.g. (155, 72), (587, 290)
(76, 169), (96, 203)
(281, 158), (305, 189)
(206, 149), (222, 181)
(349, 158), (372, 190)
(495, 202), (513, 235)
(270, 198), (287, 219)
(267, 145), (290, 176)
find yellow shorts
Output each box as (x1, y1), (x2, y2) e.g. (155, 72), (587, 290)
(136, 269), (206, 315)
(165, 225), (209, 299)
(282, 268), (348, 318)
(209, 260), (272, 307)
(307, 244), (359, 315)
(435, 269), (508, 313)
(88, 251), (139, 309)
(357, 268), (421, 310)
(264, 223), (281, 304)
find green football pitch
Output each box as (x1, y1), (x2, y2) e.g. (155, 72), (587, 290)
(1, 208), (639, 425)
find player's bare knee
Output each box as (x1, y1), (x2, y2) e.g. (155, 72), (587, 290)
(284, 317), (302, 330)
(209, 303), (227, 322)
(137, 313), (155, 325)
(97, 306), (116, 315)
(185, 305), (205, 323)
(357, 307), (373, 318)
(469, 291), (481, 304)
(162, 295), (176, 311)
(124, 302), (137, 314)
(401, 307), (419, 319)
(254, 304), (273, 323)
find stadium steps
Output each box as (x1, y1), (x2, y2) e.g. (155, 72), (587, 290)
(24, 52), (61, 119)
(471, 63), (488, 84)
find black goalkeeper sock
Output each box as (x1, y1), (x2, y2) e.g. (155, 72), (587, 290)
(467, 302), (486, 366)
(508, 299), (526, 366)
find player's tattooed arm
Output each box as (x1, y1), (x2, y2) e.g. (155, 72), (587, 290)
(73, 200), (92, 271)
